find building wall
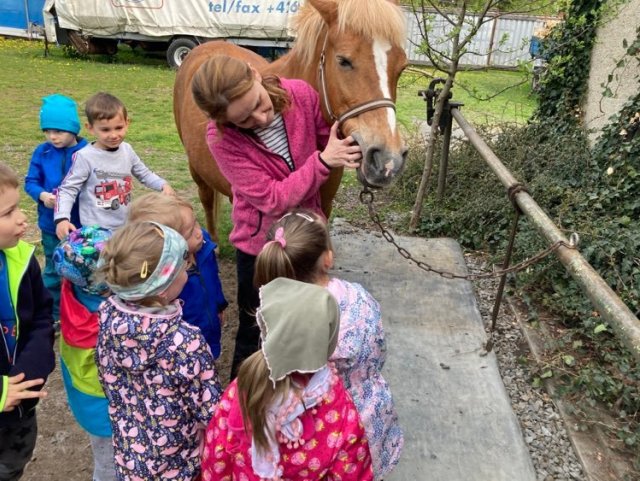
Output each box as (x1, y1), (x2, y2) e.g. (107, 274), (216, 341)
(583, 0), (640, 142)
(404, 9), (558, 68)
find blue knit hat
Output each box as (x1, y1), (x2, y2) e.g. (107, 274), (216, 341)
(39, 94), (81, 135)
(53, 226), (112, 295)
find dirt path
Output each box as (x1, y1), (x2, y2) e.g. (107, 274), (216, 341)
(22, 258), (238, 481)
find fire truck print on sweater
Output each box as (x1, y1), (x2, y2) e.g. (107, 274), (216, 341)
(54, 142), (167, 230)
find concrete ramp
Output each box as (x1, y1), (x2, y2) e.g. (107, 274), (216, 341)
(330, 219), (536, 481)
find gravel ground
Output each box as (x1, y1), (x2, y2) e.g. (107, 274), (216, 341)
(465, 254), (586, 481)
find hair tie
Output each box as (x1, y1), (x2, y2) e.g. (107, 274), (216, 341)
(262, 227), (287, 252)
(273, 227), (286, 248)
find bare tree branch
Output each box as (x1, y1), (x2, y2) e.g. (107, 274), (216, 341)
(407, 0), (543, 229)
(425, 2), (456, 26)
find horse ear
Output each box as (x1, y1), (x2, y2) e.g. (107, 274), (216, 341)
(307, 0), (338, 24)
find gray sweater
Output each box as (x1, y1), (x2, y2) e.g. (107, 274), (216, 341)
(54, 142), (166, 230)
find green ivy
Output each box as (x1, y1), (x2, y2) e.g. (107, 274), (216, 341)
(395, 109), (640, 453)
(533, 0), (605, 126)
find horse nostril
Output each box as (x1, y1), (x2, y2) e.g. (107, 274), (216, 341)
(361, 145), (406, 184)
(367, 148), (385, 173)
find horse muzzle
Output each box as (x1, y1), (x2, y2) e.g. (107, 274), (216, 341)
(352, 132), (408, 188)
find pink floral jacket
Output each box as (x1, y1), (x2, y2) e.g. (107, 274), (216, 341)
(201, 377), (373, 481)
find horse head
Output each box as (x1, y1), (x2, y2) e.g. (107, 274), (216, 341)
(174, 0), (409, 237)
(289, 0), (408, 187)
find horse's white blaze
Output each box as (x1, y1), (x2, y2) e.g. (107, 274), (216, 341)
(373, 38), (396, 133)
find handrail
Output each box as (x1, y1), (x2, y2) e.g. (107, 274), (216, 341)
(451, 108), (640, 362)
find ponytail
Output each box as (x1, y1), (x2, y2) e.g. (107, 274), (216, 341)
(254, 241), (296, 287)
(237, 351), (294, 453)
(254, 210), (331, 288)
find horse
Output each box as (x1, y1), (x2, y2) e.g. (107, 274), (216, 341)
(173, 0), (408, 239)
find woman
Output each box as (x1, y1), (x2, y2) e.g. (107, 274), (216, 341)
(191, 55), (362, 378)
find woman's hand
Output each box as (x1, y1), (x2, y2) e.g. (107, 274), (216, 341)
(319, 122), (362, 169)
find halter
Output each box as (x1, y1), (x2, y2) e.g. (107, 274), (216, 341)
(317, 32), (397, 129)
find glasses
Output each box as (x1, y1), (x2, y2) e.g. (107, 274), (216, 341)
(278, 212), (315, 223)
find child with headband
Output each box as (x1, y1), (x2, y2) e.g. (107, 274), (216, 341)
(201, 277), (373, 481)
(254, 210), (403, 480)
(95, 221), (222, 481)
(127, 192), (228, 360)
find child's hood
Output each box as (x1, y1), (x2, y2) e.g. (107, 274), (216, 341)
(102, 296), (183, 372)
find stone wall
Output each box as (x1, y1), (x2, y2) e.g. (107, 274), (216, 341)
(583, 0), (640, 142)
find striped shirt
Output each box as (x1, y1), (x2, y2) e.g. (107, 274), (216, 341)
(253, 113), (293, 171)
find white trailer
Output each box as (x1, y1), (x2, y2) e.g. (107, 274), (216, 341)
(43, 0), (301, 67)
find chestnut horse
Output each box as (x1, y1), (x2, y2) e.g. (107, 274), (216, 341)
(173, 0), (408, 238)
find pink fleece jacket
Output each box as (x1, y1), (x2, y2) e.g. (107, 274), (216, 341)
(206, 78), (331, 256)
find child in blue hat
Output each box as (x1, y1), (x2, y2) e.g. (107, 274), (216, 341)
(25, 94), (88, 322)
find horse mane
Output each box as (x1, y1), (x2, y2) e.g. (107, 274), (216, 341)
(292, 0), (407, 67)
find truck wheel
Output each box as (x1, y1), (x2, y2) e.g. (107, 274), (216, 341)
(111, 199), (120, 210)
(167, 38), (197, 69)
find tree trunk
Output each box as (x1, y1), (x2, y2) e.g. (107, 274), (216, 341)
(409, 81), (454, 230)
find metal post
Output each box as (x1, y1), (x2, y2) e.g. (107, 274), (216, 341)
(437, 108), (453, 201)
(23, 0), (31, 34)
(451, 108), (640, 362)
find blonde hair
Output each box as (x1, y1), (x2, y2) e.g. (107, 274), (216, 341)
(237, 351), (300, 453)
(191, 55), (290, 131)
(85, 92), (128, 124)
(254, 209), (331, 288)
(291, 0), (406, 67)
(0, 163), (19, 195)
(128, 192), (193, 233)
(96, 222), (165, 307)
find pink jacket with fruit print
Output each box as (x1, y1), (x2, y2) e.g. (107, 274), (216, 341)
(96, 296), (222, 481)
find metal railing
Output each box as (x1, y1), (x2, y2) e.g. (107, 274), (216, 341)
(425, 97), (640, 361)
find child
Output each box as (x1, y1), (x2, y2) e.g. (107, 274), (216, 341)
(201, 277), (373, 481)
(96, 221), (222, 480)
(54, 92), (175, 240)
(127, 192), (228, 359)
(254, 210), (404, 480)
(24, 94), (88, 321)
(53, 226), (115, 481)
(0, 163), (55, 479)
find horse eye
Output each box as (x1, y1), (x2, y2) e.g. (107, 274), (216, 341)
(336, 56), (353, 69)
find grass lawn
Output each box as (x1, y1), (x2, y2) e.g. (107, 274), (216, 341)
(396, 67), (536, 132)
(0, 37), (537, 254)
(0, 38), (223, 252)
